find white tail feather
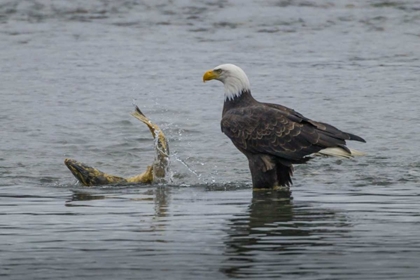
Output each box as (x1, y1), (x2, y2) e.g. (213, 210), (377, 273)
(348, 148), (366, 156)
(314, 147), (365, 158)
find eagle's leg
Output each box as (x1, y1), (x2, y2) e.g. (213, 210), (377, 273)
(247, 155), (293, 190)
(247, 156), (279, 189)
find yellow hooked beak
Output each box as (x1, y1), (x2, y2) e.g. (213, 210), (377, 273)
(203, 70), (219, 82)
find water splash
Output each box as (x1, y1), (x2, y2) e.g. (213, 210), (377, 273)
(153, 129), (169, 157)
(171, 152), (203, 182)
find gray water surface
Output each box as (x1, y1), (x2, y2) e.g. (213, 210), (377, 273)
(1, 0), (420, 279)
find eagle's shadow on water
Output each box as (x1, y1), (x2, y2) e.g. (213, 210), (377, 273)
(220, 189), (351, 278)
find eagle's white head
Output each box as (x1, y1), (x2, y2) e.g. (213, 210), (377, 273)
(203, 64), (251, 101)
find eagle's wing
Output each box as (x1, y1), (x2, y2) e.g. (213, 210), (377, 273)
(221, 105), (353, 163)
(263, 103), (366, 142)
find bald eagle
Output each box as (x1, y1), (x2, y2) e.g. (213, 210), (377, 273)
(203, 64), (365, 189)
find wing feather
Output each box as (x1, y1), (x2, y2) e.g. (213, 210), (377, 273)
(263, 102), (366, 142)
(221, 105), (357, 163)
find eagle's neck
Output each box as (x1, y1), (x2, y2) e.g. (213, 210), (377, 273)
(223, 89), (258, 115)
(223, 74), (251, 102)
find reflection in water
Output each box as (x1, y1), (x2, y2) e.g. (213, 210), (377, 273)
(221, 190), (349, 278)
(150, 186), (171, 232)
(67, 191), (107, 203)
(66, 186), (171, 225)
(154, 186), (170, 219)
